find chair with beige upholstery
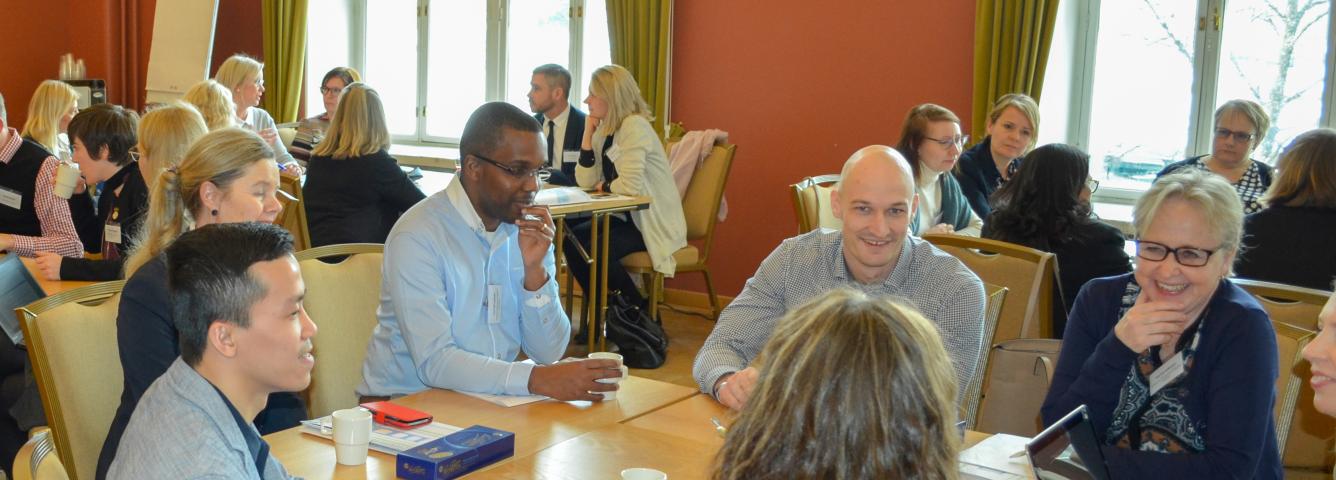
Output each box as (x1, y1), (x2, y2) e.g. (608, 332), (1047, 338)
(13, 428), (70, 480)
(789, 174), (841, 234)
(275, 173), (312, 251)
(16, 281), (125, 480)
(962, 283), (1008, 430)
(1233, 279), (1334, 474)
(920, 234), (1059, 340)
(294, 243), (384, 418)
(1272, 320), (1320, 474)
(622, 143), (737, 321)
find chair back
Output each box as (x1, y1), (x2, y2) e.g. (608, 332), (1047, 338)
(681, 143), (736, 261)
(974, 338), (1062, 436)
(1272, 321), (1319, 467)
(962, 283), (1008, 430)
(295, 243), (384, 418)
(1234, 278), (1329, 331)
(921, 234), (1058, 340)
(275, 173), (312, 251)
(17, 281), (125, 480)
(789, 174), (841, 234)
(14, 429), (70, 480)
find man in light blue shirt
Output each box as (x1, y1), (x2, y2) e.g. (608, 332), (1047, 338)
(357, 102), (620, 401)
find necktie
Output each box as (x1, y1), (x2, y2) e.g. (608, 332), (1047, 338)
(546, 120), (556, 167)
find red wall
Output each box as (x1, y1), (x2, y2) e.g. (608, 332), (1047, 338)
(666, 1), (977, 296)
(0, 0), (262, 129)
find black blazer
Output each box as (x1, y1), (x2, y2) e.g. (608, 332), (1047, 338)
(61, 163), (148, 280)
(534, 105), (586, 186)
(1236, 206), (1336, 291)
(954, 137), (1006, 218)
(303, 150), (426, 247)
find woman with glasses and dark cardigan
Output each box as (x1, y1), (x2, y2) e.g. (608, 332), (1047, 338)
(1156, 100), (1273, 214)
(565, 65), (685, 318)
(982, 144), (1130, 332)
(896, 103), (983, 236)
(1040, 170), (1282, 479)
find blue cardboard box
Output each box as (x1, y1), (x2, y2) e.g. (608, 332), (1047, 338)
(396, 425), (515, 480)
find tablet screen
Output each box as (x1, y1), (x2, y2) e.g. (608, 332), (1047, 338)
(1026, 405), (1111, 480)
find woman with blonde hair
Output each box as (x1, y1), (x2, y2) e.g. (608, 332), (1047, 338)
(183, 80), (236, 131)
(1235, 128), (1336, 290)
(303, 82), (423, 246)
(97, 128), (304, 479)
(954, 93), (1040, 217)
(20, 79), (80, 160)
(712, 289), (961, 480)
(135, 102), (209, 190)
(565, 64), (686, 324)
(214, 54), (301, 173)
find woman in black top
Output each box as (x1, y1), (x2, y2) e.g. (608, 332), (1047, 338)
(1235, 128), (1336, 290)
(954, 93), (1040, 218)
(303, 82), (424, 247)
(29, 104), (146, 281)
(983, 143), (1131, 335)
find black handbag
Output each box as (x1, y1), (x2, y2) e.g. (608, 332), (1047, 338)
(603, 292), (669, 369)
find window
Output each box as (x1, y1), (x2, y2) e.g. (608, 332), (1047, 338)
(305, 0), (612, 145)
(1041, 0), (1334, 199)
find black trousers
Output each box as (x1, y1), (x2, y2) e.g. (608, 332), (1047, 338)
(563, 215), (648, 310)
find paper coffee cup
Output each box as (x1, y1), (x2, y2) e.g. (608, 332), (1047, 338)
(594, 365), (630, 400)
(53, 163), (80, 199)
(589, 351), (623, 366)
(332, 408), (372, 466)
(621, 467), (668, 480)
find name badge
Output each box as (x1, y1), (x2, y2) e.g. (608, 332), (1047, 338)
(1148, 351), (1187, 396)
(487, 285), (502, 325)
(104, 223), (122, 244)
(562, 150), (580, 164)
(0, 187), (21, 210)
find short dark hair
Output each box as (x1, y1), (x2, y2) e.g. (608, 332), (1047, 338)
(458, 101), (541, 162)
(166, 223), (295, 366)
(532, 64), (573, 100)
(67, 103), (139, 166)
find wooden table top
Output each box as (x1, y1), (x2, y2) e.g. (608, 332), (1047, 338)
(472, 423), (718, 480)
(266, 376), (696, 479)
(0, 254), (97, 296)
(623, 393), (732, 448)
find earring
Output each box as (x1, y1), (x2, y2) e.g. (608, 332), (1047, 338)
(211, 209), (219, 217)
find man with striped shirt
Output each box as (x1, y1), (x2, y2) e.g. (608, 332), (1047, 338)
(694, 145), (986, 410)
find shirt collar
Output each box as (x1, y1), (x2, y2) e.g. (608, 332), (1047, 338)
(832, 234), (916, 288)
(445, 175), (489, 236)
(0, 127), (21, 165)
(545, 103), (571, 127)
(205, 382), (269, 475)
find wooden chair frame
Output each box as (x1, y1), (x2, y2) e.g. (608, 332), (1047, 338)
(276, 173), (312, 251)
(963, 283), (1008, 430)
(789, 174), (840, 234)
(921, 234), (1059, 340)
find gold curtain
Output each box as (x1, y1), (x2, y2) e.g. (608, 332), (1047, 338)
(261, 0), (309, 123)
(606, 0), (673, 137)
(971, 0), (1059, 141)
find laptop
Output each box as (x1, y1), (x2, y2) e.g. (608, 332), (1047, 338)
(0, 255), (46, 346)
(1026, 405), (1111, 480)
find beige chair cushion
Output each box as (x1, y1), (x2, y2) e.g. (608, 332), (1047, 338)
(622, 246), (699, 271)
(813, 184), (843, 231)
(300, 252), (383, 418)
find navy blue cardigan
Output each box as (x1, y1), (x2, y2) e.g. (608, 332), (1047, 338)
(1041, 274), (1281, 479)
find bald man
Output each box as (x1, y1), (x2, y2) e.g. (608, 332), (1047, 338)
(693, 145), (986, 410)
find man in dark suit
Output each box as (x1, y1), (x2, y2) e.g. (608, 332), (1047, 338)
(528, 64), (586, 186)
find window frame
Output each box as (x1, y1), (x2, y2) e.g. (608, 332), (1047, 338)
(1047, 0), (1336, 205)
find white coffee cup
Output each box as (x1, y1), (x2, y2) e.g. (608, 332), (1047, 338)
(621, 467), (668, 480)
(594, 365), (630, 400)
(588, 351), (623, 366)
(53, 162), (80, 199)
(332, 408), (373, 466)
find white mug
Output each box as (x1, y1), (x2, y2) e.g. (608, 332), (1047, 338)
(53, 162), (80, 199)
(621, 467), (668, 480)
(594, 365), (630, 400)
(332, 408), (372, 466)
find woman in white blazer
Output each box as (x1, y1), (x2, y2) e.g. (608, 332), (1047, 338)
(567, 64), (687, 315)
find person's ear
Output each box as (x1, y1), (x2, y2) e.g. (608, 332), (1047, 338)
(910, 192), (920, 219)
(200, 180), (223, 212)
(208, 321), (240, 359)
(96, 145), (110, 163)
(830, 187), (843, 220)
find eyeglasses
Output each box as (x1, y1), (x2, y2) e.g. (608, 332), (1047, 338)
(319, 86), (342, 96)
(1135, 240), (1219, 267)
(925, 134), (969, 148)
(128, 146), (141, 162)
(1085, 177), (1099, 193)
(469, 153), (551, 183)
(1214, 128), (1256, 143)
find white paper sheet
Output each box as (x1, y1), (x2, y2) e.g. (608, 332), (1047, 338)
(958, 433), (1037, 480)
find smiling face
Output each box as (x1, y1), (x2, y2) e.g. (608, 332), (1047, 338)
(199, 160), (282, 226)
(1133, 197), (1232, 320)
(986, 106), (1034, 162)
(1304, 292), (1336, 417)
(916, 121), (963, 174)
(232, 255), (316, 394)
(831, 149), (918, 284)
(1211, 111), (1258, 167)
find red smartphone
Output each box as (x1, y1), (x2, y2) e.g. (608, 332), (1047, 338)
(359, 401), (433, 429)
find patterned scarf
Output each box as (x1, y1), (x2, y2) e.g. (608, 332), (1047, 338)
(1105, 281), (1208, 454)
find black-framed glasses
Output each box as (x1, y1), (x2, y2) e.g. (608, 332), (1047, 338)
(468, 153), (551, 183)
(1135, 240), (1219, 267)
(925, 134), (969, 148)
(1085, 177), (1099, 193)
(319, 86), (341, 96)
(1214, 128), (1256, 143)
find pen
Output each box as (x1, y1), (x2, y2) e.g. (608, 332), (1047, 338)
(710, 417), (727, 437)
